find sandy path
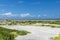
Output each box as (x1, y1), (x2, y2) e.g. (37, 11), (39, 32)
(2, 25), (60, 40)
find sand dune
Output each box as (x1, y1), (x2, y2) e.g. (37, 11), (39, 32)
(2, 25), (60, 40)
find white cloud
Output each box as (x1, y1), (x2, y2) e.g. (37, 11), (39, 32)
(0, 12), (16, 17)
(38, 15), (41, 17)
(0, 12), (31, 17)
(3, 12), (12, 16)
(20, 13), (30, 17)
(0, 12), (43, 18)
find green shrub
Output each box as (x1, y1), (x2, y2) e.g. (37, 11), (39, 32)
(53, 35), (60, 40)
(0, 27), (30, 40)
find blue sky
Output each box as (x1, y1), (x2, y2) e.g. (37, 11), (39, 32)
(0, 0), (59, 20)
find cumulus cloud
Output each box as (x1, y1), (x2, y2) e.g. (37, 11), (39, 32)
(3, 12), (12, 16)
(38, 15), (41, 18)
(0, 12), (16, 17)
(0, 12), (32, 18)
(20, 13), (30, 17)
(38, 15), (41, 17)
(0, 12), (42, 19)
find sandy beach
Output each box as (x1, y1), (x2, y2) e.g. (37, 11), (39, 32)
(1, 25), (60, 40)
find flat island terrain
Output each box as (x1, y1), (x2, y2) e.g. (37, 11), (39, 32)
(0, 20), (60, 40)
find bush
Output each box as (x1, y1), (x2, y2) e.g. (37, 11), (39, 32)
(0, 27), (30, 40)
(53, 35), (60, 40)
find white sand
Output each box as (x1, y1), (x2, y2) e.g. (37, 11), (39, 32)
(2, 25), (60, 40)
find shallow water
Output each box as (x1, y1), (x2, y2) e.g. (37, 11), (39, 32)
(2, 25), (60, 40)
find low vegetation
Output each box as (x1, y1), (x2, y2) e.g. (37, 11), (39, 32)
(0, 20), (59, 25)
(53, 35), (60, 40)
(0, 27), (30, 40)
